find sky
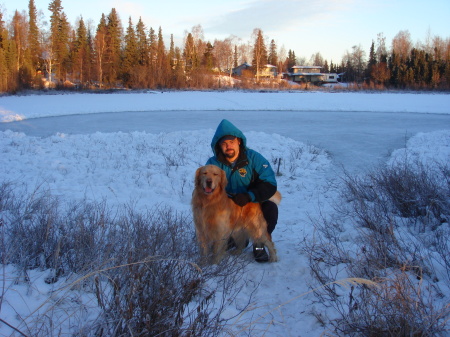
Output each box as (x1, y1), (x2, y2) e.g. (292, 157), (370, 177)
(1, 0), (449, 64)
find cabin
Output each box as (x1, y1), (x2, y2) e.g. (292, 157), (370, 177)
(257, 64), (278, 78)
(231, 63), (278, 78)
(284, 66), (338, 85)
(232, 63), (252, 76)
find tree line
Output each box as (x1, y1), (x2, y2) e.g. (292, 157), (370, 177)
(0, 0), (449, 93)
(338, 31), (450, 89)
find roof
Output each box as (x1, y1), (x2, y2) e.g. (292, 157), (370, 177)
(291, 73), (324, 76)
(292, 65), (322, 69)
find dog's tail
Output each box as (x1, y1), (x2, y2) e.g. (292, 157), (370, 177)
(269, 191), (282, 205)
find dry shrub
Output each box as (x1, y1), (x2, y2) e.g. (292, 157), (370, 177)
(333, 272), (449, 336)
(0, 182), (250, 336)
(303, 162), (450, 336)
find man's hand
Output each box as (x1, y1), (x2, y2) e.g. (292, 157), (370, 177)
(233, 193), (251, 207)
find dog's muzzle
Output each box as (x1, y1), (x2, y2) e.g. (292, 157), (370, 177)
(203, 179), (215, 194)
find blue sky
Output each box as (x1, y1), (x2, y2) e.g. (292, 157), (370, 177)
(1, 0), (449, 64)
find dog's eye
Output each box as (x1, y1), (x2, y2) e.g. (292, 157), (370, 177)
(213, 173), (219, 176)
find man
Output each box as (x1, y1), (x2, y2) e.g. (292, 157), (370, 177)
(206, 119), (279, 262)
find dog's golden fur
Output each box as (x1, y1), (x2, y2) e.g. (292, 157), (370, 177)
(191, 165), (281, 264)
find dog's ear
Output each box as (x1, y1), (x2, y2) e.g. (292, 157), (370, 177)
(219, 169), (228, 190)
(195, 166), (203, 187)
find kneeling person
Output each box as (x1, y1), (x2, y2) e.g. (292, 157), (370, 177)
(206, 119), (279, 262)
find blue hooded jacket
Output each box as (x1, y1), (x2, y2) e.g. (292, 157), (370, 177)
(206, 119), (277, 202)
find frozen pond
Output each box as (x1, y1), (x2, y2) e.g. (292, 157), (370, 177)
(1, 109), (449, 172)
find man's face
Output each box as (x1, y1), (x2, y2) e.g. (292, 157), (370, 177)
(219, 137), (240, 162)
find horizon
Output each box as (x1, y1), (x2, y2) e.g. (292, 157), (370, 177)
(1, 0), (449, 64)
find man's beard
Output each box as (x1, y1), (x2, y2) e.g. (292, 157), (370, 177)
(224, 149), (236, 158)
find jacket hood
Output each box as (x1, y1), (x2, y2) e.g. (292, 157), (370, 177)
(211, 119), (247, 155)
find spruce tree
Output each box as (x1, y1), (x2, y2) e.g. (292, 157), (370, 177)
(367, 41), (376, 83)
(104, 8), (122, 87)
(72, 17), (89, 85)
(202, 41), (214, 70)
(0, 11), (8, 91)
(183, 32), (196, 72)
(287, 49), (296, 69)
(148, 26), (156, 82)
(48, 0), (70, 84)
(122, 17), (137, 87)
(4, 31), (19, 91)
(135, 17), (149, 87)
(0, 47), (6, 91)
(169, 34), (175, 68)
(323, 60), (329, 73)
(251, 28), (267, 82)
(155, 26), (169, 87)
(0, 10), (4, 50)
(94, 14), (107, 86)
(171, 44), (185, 88)
(136, 17), (148, 67)
(28, 0), (40, 73)
(86, 28), (93, 84)
(268, 39), (278, 66)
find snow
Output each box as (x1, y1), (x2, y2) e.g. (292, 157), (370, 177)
(0, 90), (449, 336)
(1, 91), (450, 123)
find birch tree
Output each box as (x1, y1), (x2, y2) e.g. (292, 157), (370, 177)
(94, 14), (107, 86)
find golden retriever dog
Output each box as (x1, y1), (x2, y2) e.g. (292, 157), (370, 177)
(192, 165), (281, 264)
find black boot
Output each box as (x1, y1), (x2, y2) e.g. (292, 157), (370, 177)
(227, 237), (236, 251)
(253, 243), (269, 263)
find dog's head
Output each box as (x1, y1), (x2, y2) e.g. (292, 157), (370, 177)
(195, 165), (227, 195)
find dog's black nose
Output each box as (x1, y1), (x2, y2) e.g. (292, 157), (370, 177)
(206, 179), (212, 187)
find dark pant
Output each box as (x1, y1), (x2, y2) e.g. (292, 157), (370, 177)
(261, 200), (278, 234)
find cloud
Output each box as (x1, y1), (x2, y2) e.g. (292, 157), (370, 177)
(105, 1), (172, 30)
(205, 0), (355, 38)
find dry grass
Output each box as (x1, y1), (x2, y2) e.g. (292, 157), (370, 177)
(0, 182), (251, 336)
(303, 161), (450, 336)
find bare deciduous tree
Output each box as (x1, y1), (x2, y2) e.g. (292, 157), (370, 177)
(310, 52), (324, 67)
(392, 30), (412, 60)
(213, 37), (233, 74)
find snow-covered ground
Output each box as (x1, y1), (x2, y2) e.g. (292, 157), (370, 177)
(1, 91), (450, 123)
(0, 91), (449, 336)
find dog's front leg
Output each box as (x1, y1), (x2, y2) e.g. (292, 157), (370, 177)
(194, 222), (210, 258)
(212, 239), (228, 264)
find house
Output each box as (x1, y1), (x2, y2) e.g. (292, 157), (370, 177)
(231, 63), (278, 78)
(257, 64), (278, 78)
(323, 73), (338, 83)
(284, 65), (338, 85)
(232, 63), (252, 76)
